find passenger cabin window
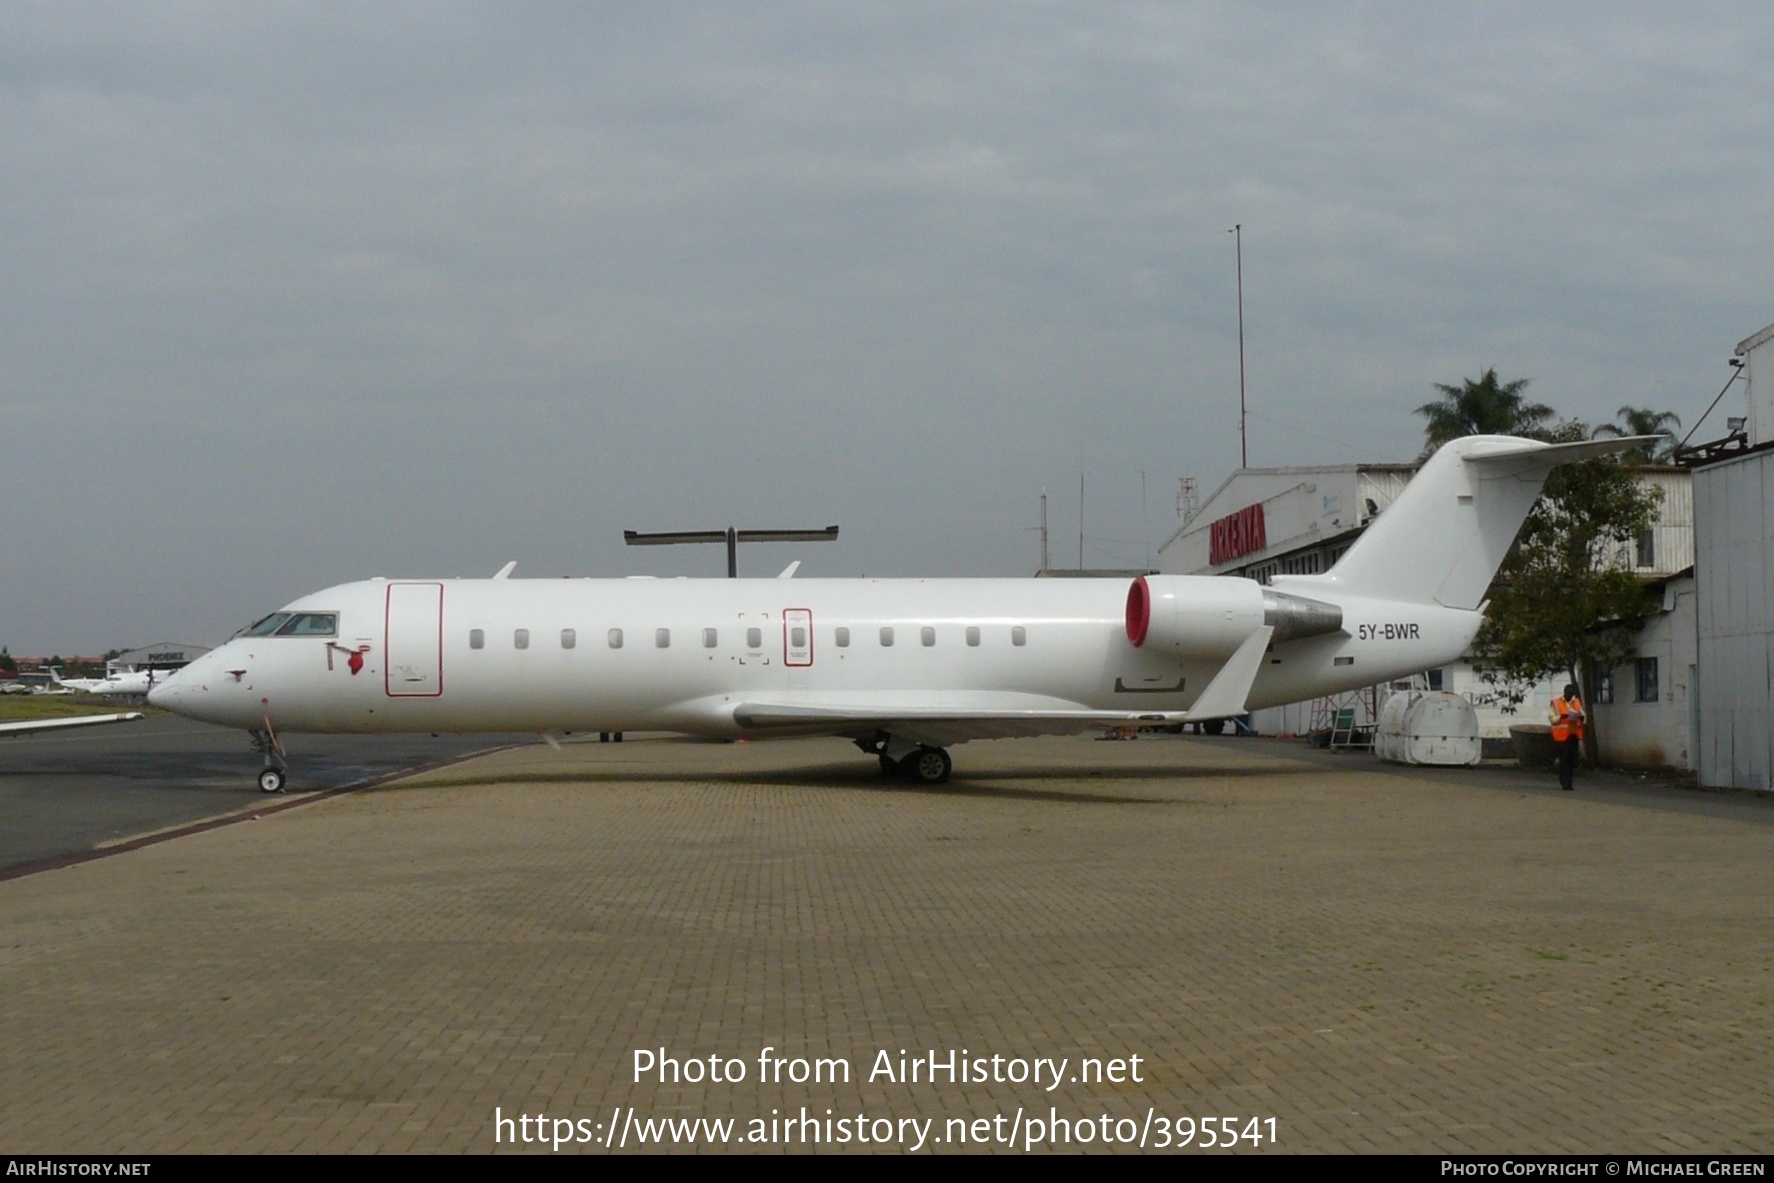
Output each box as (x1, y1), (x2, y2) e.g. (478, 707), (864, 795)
(277, 613), (339, 637)
(655, 628), (671, 649)
(921, 626), (936, 647)
(703, 628), (718, 648)
(966, 626), (980, 647)
(514, 628), (530, 650)
(561, 628), (576, 649)
(791, 626), (807, 648)
(746, 627), (763, 649)
(608, 628), (624, 649)
(880, 627), (895, 647)
(469, 629), (485, 650)
(835, 627), (850, 647)
(1011, 626), (1027, 647)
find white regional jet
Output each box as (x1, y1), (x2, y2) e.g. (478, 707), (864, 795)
(150, 435), (1643, 793)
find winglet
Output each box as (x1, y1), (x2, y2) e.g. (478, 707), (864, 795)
(493, 561), (517, 580)
(1184, 626), (1272, 721)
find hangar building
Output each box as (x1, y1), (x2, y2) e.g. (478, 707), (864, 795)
(1158, 453), (1694, 762)
(107, 643), (211, 677)
(1689, 319), (1774, 789)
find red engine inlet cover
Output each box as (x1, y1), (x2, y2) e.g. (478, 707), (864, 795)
(1126, 576), (1151, 647)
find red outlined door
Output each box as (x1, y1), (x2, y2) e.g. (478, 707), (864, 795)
(385, 582), (444, 697)
(783, 608), (813, 667)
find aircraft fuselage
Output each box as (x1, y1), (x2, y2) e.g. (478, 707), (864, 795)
(153, 575), (1481, 738)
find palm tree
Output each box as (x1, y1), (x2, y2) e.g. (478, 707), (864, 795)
(1415, 369), (1555, 457)
(1591, 405), (1681, 463)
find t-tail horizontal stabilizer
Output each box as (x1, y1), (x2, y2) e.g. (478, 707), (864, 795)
(1183, 626), (1273, 721)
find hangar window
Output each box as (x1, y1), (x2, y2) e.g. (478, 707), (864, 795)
(277, 613), (339, 637)
(966, 626), (980, 647)
(561, 629), (576, 649)
(656, 628), (671, 648)
(469, 629), (485, 650)
(703, 628), (718, 648)
(880, 627), (895, 647)
(1636, 658), (1659, 703)
(608, 628), (624, 649)
(835, 627), (851, 648)
(239, 613), (293, 637)
(746, 627), (763, 649)
(514, 628), (530, 650)
(1011, 627), (1027, 647)
(921, 626), (936, 647)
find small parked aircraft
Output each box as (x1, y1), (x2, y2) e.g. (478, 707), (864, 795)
(52, 667), (174, 697)
(150, 434), (1646, 792)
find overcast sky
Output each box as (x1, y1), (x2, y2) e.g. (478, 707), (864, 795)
(4, 2), (1772, 655)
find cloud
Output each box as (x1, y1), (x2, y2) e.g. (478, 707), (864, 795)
(2, 2), (1771, 649)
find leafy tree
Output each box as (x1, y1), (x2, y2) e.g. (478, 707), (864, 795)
(1471, 421), (1662, 761)
(1592, 405), (1681, 463)
(1415, 368), (1556, 457)
(0, 648), (15, 675)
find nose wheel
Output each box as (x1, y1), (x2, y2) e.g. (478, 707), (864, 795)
(250, 723), (288, 793)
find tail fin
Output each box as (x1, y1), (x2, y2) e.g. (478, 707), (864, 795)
(1283, 434), (1655, 610)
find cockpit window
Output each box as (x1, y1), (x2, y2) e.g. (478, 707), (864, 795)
(276, 613), (339, 637)
(239, 613), (293, 637)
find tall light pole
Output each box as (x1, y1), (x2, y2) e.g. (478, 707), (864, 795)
(1230, 223), (1247, 469)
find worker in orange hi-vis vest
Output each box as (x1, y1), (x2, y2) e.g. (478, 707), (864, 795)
(1548, 683), (1586, 791)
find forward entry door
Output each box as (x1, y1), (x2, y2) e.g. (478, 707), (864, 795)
(385, 582), (444, 697)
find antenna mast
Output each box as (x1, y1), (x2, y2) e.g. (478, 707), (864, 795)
(1231, 223), (1247, 469)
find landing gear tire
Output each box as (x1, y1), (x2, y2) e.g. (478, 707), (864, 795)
(257, 767), (286, 794)
(904, 746), (952, 785)
(879, 753), (902, 777)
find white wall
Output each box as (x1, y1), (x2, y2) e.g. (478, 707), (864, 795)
(1695, 448), (1774, 788)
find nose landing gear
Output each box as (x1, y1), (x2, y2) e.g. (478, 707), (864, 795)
(250, 720), (288, 793)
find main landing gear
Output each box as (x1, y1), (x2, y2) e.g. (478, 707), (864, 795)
(250, 722), (288, 794)
(861, 735), (953, 785)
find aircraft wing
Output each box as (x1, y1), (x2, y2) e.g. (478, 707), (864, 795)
(0, 712), (144, 738)
(729, 696), (1186, 748)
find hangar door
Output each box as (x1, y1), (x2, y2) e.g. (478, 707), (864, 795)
(385, 582), (444, 697)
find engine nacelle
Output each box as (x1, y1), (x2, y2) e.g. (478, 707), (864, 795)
(1125, 575), (1266, 659)
(1126, 575), (1345, 658)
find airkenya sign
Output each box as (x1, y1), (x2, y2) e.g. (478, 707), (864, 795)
(1209, 504), (1267, 566)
